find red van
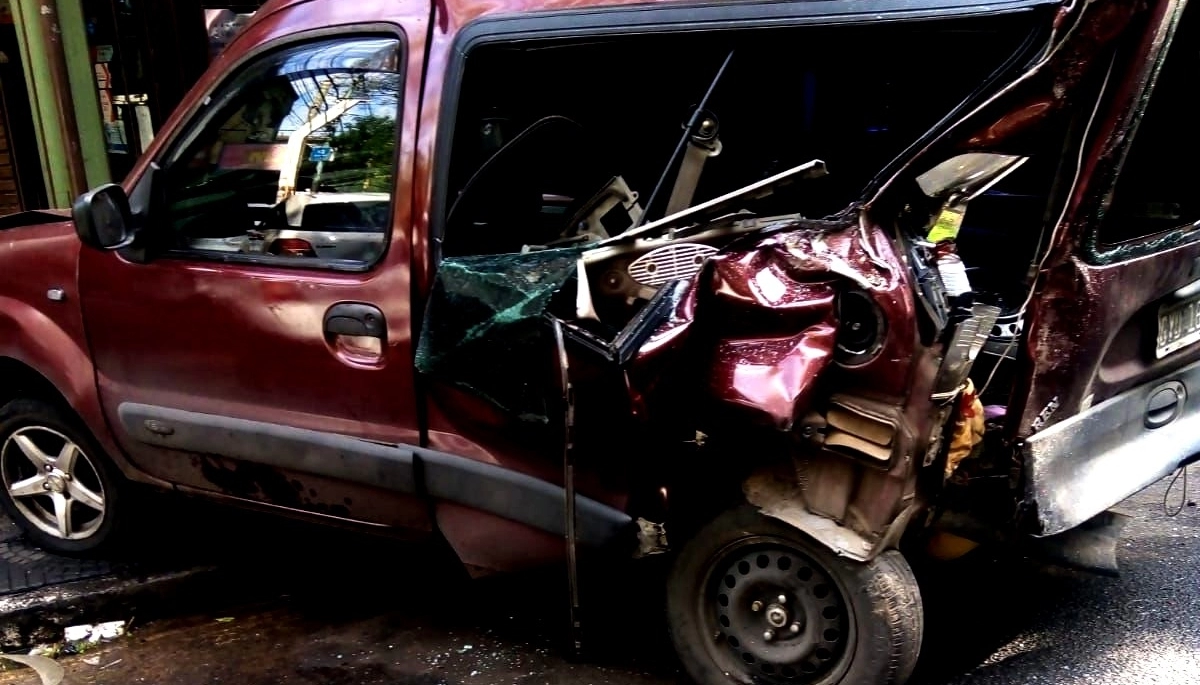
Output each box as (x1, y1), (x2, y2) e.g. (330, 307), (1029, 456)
(1, 0), (1196, 683)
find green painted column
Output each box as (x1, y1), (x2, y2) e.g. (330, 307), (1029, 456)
(11, 0), (109, 208)
(10, 0), (71, 207)
(58, 0), (109, 188)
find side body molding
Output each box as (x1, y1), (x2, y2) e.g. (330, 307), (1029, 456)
(118, 404), (631, 547)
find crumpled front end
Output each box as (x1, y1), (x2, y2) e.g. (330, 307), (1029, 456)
(627, 215), (935, 560)
(415, 0), (1155, 572)
(630, 216), (909, 432)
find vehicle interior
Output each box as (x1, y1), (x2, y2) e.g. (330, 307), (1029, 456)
(440, 15), (1046, 261)
(153, 37), (401, 266)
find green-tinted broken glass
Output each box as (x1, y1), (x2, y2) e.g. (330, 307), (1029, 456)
(415, 248), (581, 422)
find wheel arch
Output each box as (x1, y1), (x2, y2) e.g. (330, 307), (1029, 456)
(0, 357), (78, 417)
(0, 354), (142, 482)
(660, 445), (916, 563)
(741, 468), (919, 563)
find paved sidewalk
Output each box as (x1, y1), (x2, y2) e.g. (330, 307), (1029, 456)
(0, 497), (287, 649)
(0, 518), (115, 596)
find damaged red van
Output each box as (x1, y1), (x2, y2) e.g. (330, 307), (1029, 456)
(0, 0), (1197, 682)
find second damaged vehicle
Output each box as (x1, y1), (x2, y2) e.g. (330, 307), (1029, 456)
(1, 0), (1198, 683)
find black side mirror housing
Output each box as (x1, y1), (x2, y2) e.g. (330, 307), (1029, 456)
(72, 183), (133, 250)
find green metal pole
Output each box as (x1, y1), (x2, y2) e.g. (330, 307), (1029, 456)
(11, 0), (72, 207)
(11, 0), (108, 207)
(58, 0), (109, 188)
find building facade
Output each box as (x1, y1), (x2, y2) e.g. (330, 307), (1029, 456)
(0, 0), (262, 212)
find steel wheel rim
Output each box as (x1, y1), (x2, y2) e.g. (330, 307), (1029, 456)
(699, 536), (855, 685)
(1, 426), (106, 541)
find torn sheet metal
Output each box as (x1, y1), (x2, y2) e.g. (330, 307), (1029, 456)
(1024, 355), (1200, 536)
(1022, 509), (1128, 576)
(706, 242), (839, 430)
(631, 216), (904, 431)
(743, 470), (875, 560)
(868, 0), (1145, 206)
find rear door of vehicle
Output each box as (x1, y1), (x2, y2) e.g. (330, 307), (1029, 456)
(78, 1), (433, 530)
(1016, 0), (1200, 535)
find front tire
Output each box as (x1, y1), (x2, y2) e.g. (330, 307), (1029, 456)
(667, 506), (922, 685)
(0, 400), (123, 555)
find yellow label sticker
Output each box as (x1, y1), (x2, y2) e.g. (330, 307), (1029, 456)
(927, 206), (966, 243)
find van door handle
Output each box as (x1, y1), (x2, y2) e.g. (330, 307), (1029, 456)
(1145, 382), (1185, 429)
(324, 302), (386, 340)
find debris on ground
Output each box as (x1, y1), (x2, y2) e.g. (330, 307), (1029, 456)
(63, 621), (126, 645)
(0, 654), (64, 685)
(25, 646), (58, 659)
(50, 621), (130, 657)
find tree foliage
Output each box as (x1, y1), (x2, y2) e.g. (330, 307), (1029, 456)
(303, 114), (396, 192)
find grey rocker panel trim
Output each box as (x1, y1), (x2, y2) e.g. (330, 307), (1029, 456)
(118, 403), (631, 546)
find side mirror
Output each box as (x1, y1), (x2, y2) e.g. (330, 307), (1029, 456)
(72, 183), (133, 250)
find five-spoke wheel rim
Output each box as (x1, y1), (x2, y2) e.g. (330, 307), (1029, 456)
(1, 426), (106, 540)
(701, 537), (854, 685)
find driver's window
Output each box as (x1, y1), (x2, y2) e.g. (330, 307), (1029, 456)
(162, 36), (402, 268)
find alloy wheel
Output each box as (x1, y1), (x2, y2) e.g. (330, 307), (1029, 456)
(1, 426), (106, 541)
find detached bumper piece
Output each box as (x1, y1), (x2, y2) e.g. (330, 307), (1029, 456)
(1024, 357), (1200, 537)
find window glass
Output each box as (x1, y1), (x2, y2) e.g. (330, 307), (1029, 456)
(1099, 6), (1199, 245)
(163, 37), (401, 267)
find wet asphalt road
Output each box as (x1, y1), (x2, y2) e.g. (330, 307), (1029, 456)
(0, 474), (1196, 685)
(920, 474), (1200, 685)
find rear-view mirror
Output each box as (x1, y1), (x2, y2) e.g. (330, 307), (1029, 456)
(72, 183), (133, 250)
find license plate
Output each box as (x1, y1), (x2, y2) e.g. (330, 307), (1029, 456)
(1157, 296), (1200, 358)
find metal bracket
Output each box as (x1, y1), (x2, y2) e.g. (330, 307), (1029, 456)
(551, 318), (583, 655)
(664, 112), (722, 216)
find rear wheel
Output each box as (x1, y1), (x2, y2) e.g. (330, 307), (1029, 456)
(0, 400), (122, 555)
(667, 507), (922, 685)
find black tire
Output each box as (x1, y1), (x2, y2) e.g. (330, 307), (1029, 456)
(667, 506), (922, 685)
(0, 399), (123, 555)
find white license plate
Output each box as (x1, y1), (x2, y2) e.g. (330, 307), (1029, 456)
(1157, 296), (1200, 358)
